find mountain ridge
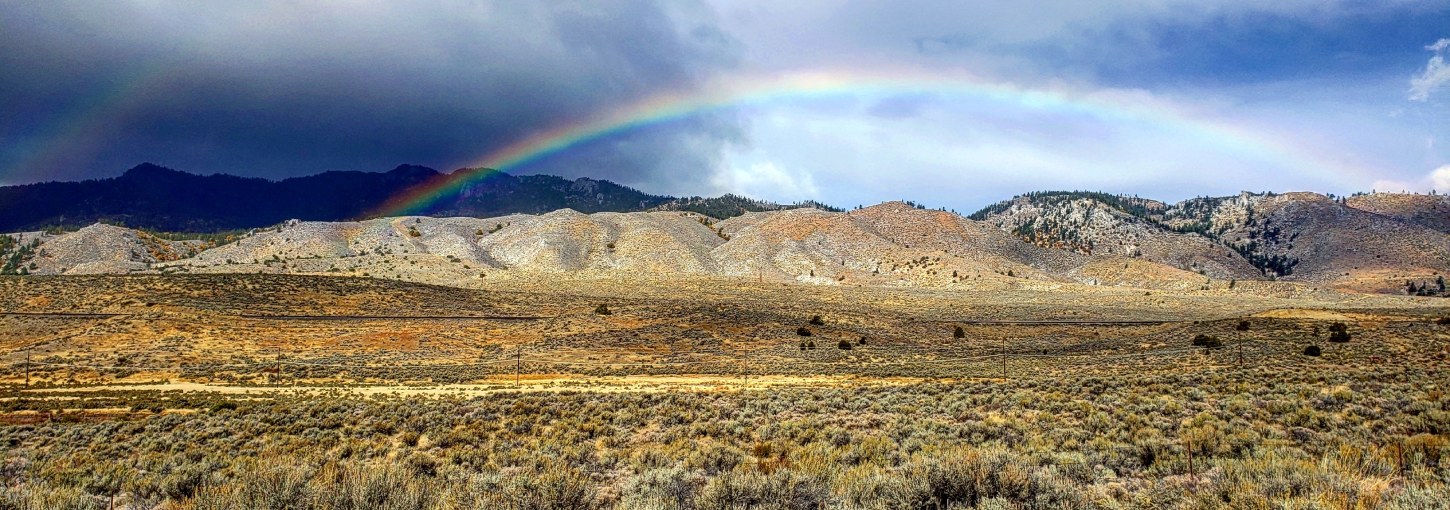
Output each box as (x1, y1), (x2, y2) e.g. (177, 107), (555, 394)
(4, 194), (1446, 297)
(5, 166), (1450, 296)
(0, 163), (833, 232)
(970, 190), (1450, 291)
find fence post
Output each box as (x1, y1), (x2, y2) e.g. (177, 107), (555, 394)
(742, 349), (749, 388)
(1186, 437), (1196, 483)
(515, 345), (521, 387)
(1395, 442), (1406, 477)
(1001, 337), (1008, 381)
(24, 347), (30, 388)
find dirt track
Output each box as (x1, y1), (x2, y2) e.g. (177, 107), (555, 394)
(14, 374), (941, 397)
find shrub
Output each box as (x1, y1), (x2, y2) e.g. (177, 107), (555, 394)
(809, 315), (825, 326)
(405, 452), (439, 477)
(796, 327), (812, 337)
(1192, 334), (1222, 348)
(837, 339), (853, 350)
(1437, 317), (1450, 325)
(594, 304), (612, 315)
(696, 470), (830, 510)
(1303, 345), (1322, 356)
(1236, 320), (1250, 331)
(1327, 323), (1350, 342)
(857, 336), (867, 346)
(953, 326), (965, 339)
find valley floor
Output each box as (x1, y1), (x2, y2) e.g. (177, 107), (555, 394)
(0, 274), (1447, 508)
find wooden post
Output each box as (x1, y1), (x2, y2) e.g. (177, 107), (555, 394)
(1186, 437), (1196, 482)
(742, 348), (748, 388)
(1237, 342), (1244, 366)
(1000, 337), (1007, 382)
(515, 345), (521, 387)
(24, 347), (31, 388)
(1395, 442), (1406, 477)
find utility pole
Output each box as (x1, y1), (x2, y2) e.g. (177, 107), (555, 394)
(515, 345), (521, 387)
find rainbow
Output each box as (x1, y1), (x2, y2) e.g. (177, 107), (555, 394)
(370, 70), (1374, 218)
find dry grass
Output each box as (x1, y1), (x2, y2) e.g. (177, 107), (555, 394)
(0, 274), (1447, 508)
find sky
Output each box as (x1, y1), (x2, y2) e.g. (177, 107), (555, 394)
(2, 1), (1449, 212)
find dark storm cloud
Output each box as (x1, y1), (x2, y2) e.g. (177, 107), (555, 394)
(0, 1), (740, 190)
(1032, 4), (1450, 88)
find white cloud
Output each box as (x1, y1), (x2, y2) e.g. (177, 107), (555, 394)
(710, 161), (819, 202)
(1372, 165), (1450, 193)
(714, 86), (1394, 212)
(1409, 38), (1450, 101)
(1432, 165), (1450, 191)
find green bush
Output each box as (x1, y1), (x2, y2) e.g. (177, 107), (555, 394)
(1303, 345), (1322, 356)
(1192, 334), (1222, 348)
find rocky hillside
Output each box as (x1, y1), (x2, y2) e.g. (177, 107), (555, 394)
(478, 210), (725, 274)
(1345, 192), (1450, 234)
(971, 192), (1260, 280)
(1162, 192), (1450, 289)
(974, 191), (1450, 292)
(7, 203), (1225, 292)
(10, 224), (203, 275)
(10, 190), (1450, 295)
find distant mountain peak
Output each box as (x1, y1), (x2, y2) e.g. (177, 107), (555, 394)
(386, 164), (440, 178)
(121, 162), (186, 179)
